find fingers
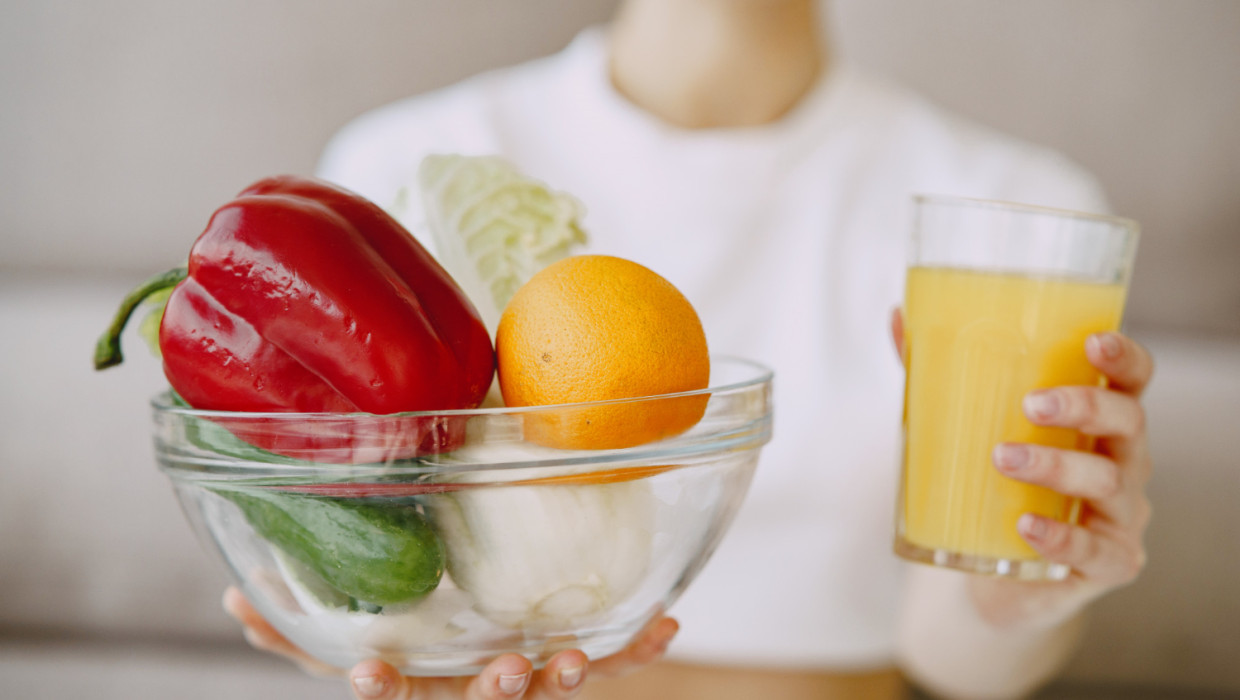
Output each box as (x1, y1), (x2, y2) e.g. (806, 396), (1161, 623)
(588, 615), (679, 677)
(348, 650), (590, 700)
(1023, 385), (1145, 439)
(1020, 332), (1153, 439)
(524, 650), (589, 700)
(993, 443), (1119, 501)
(350, 660), (415, 700)
(228, 587), (670, 698)
(1086, 332), (1155, 397)
(463, 654), (534, 700)
(222, 587), (342, 678)
(994, 441), (1150, 525)
(1018, 514), (1147, 587)
(349, 655), (540, 700)
(998, 333), (1154, 593)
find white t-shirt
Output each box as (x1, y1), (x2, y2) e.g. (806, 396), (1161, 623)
(317, 27), (1108, 670)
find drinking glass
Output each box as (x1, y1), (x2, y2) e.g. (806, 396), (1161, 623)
(894, 195), (1139, 580)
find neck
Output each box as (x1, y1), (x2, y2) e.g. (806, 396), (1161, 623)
(608, 0), (828, 129)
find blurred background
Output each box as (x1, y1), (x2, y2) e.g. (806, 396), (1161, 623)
(1, 1), (1237, 698)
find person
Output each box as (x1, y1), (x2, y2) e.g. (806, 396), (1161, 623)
(226, 1), (1155, 698)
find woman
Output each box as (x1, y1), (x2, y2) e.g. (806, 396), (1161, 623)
(229, 1), (1155, 697)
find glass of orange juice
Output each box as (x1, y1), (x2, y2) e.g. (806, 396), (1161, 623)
(894, 195), (1139, 580)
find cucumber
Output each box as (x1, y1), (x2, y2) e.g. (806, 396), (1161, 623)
(220, 489), (445, 606)
(172, 393), (445, 605)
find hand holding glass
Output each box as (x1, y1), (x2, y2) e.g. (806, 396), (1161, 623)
(895, 196), (1138, 581)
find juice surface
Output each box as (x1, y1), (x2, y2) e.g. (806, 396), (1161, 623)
(900, 267), (1127, 561)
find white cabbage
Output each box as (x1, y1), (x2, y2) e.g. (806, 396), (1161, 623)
(402, 154), (588, 335)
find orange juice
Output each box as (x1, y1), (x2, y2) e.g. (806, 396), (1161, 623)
(899, 267), (1127, 561)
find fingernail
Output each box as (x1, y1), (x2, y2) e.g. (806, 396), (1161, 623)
(1024, 391), (1060, 421)
(1019, 514), (1048, 541)
(1089, 333), (1122, 360)
(352, 675), (388, 699)
(559, 665), (584, 690)
(498, 672), (531, 695)
(993, 443), (1030, 471)
(242, 628), (266, 650)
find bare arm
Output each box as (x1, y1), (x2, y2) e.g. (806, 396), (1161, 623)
(897, 568), (1084, 699)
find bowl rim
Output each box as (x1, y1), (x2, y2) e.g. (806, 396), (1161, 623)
(150, 355), (773, 419)
(153, 356), (773, 478)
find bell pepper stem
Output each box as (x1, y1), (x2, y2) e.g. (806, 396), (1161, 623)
(94, 267), (188, 370)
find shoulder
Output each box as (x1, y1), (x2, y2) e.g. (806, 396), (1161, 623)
(314, 78), (496, 209)
(315, 45), (579, 210)
(832, 70), (1110, 213)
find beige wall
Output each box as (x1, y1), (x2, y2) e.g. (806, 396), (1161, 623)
(831, 0), (1240, 336)
(0, 0), (619, 269)
(2, 0), (1238, 334)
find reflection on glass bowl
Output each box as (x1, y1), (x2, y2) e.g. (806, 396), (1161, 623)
(154, 357), (773, 676)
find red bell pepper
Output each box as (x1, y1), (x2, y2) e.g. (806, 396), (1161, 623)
(96, 175), (494, 459)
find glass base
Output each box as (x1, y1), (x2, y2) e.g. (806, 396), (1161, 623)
(894, 536), (1070, 581)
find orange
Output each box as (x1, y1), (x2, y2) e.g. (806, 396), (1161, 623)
(496, 255), (710, 450)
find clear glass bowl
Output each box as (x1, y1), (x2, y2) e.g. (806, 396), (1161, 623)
(154, 357), (773, 675)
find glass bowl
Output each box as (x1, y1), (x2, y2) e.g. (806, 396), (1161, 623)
(154, 357), (773, 675)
